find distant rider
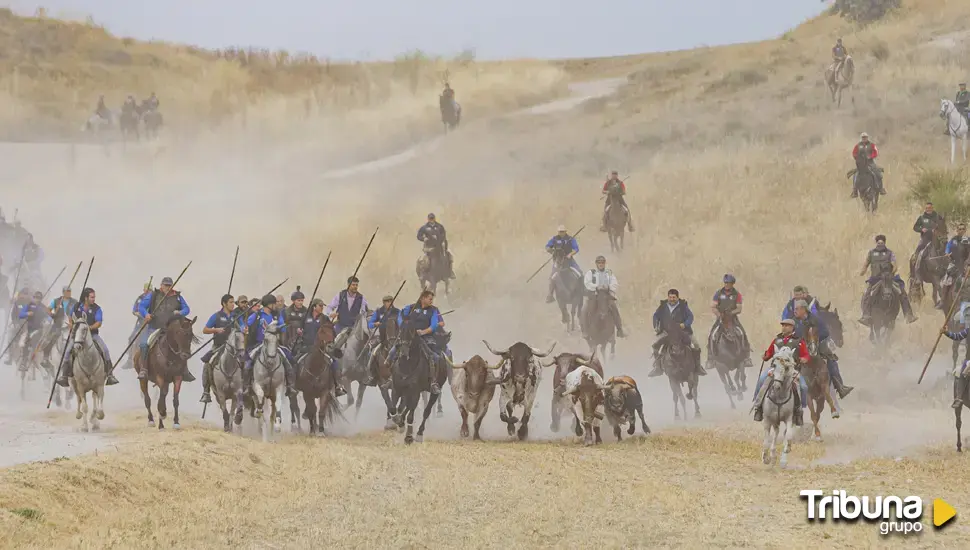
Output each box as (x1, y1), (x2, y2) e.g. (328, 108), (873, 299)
(648, 289), (706, 378)
(957, 83), (969, 119)
(858, 234), (918, 326)
(545, 225), (582, 304)
(95, 95), (110, 119)
(912, 201), (944, 263)
(17, 291), (48, 371)
(600, 170), (634, 232)
(850, 132), (886, 197)
(832, 38), (848, 74)
(416, 213), (455, 279)
(945, 222), (970, 284)
(707, 274), (752, 368)
(583, 255), (626, 338)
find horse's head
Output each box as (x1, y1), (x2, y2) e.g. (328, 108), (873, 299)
(227, 325), (246, 355)
(941, 98), (953, 119)
(817, 303), (844, 348)
(770, 347), (798, 384)
(804, 325), (819, 357)
(261, 320), (280, 353)
(72, 315), (90, 349)
(166, 315), (198, 360)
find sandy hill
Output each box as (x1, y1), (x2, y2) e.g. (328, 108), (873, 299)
(3, 1), (970, 548)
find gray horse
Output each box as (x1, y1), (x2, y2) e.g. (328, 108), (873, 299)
(708, 316), (748, 409)
(758, 348), (798, 467)
(212, 326), (246, 433)
(69, 315), (106, 433)
(336, 313), (371, 414)
(250, 320), (285, 442)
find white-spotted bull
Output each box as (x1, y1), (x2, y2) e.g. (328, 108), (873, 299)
(564, 365), (606, 446)
(549, 352), (603, 435)
(602, 375), (650, 441)
(483, 340), (556, 440)
(449, 355), (502, 440)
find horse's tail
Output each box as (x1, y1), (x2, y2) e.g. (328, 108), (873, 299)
(318, 392), (345, 432)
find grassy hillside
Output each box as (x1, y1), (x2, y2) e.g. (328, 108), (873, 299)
(0, 8), (566, 139)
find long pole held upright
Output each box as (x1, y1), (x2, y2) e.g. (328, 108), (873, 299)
(919, 263), (970, 384)
(352, 227), (379, 280)
(204, 246), (241, 419)
(0, 240), (30, 347)
(291, 251), (332, 355)
(526, 225), (586, 284)
(108, 260), (193, 376)
(47, 257), (95, 408)
(0, 263), (71, 365)
(188, 276), (290, 360)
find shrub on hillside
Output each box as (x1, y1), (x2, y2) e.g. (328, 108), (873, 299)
(829, 0), (901, 24)
(909, 168), (970, 223)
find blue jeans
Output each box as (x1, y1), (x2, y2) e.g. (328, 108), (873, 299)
(827, 359), (844, 387)
(866, 274), (905, 291)
(138, 326), (156, 356)
(754, 369), (807, 408)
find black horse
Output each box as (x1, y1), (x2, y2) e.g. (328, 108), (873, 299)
(848, 154), (879, 213)
(550, 254), (583, 332)
(389, 318), (449, 444)
(439, 95), (461, 132)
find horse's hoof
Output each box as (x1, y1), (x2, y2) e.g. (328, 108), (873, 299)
(435, 410), (444, 419)
(730, 402), (736, 410)
(831, 411), (840, 419)
(404, 436), (414, 445)
(76, 412), (83, 420)
(779, 458), (788, 468)
(173, 423), (181, 430)
(274, 425), (281, 433)
(291, 424), (299, 433)
(81, 426), (89, 433)
(384, 419), (397, 430)
(695, 412), (702, 419)
(415, 434), (424, 443)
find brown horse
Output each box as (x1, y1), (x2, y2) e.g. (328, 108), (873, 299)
(801, 325), (838, 441)
(605, 203), (628, 252)
(134, 316), (198, 430)
(289, 318), (342, 435)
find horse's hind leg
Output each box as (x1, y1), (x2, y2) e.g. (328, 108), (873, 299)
(140, 378), (155, 426)
(956, 406), (963, 452)
(417, 393), (439, 442)
(289, 393), (301, 433)
(761, 423), (773, 464)
(717, 369), (736, 409)
(306, 394), (319, 435)
(220, 396), (232, 433)
(691, 381), (701, 419)
(355, 382), (366, 418)
(404, 393), (419, 445)
(779, 421), (792, 468)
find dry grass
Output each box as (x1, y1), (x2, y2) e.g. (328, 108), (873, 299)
(6, 0), (970, 548)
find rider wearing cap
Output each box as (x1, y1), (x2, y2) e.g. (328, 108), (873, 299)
(583, 255), (626, 338)
(417, 213), (455, 280)
(850, 132), (886, 197)
(957, 83), (969, 118)
(707, 274), (752, 368)
(17, 291), (49, 370)
(545, 224), (582, 303)
(242, 294), (298, 398)
(600, 170), (634, 233)
(136, 276), (195, 382)
(282, 286), (307, 348)
(751, 318), (808, 425)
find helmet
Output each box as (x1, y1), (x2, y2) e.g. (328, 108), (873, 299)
(723, 274), (736, 284)
(427, 213), (436, 220)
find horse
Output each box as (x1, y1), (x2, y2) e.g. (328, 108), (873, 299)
(816, 303), (845, 349)
(134, 316), (198, 430)
(582, 289), (617, 359)
(801, 325), (839, 441)
(417, 245), (451, 296)
(68, 315), (106, 433)
(759, 348), (798, 467)
(335, 313), (373, 414)
(550, 256), (584, 332)
(941, 98), (968, 164)
(909, 226), (947, 309)
(18, 324), (49, 401)
(953, 372), (970, 452)
(249, 320), (286, 441)
(847, 153), (880, 213)
(142, 109), (163, 140)
(119, 108), (140, 142)
(38, 324), (73, 409)
(390, 317), (449, 444)
(824, 55), (854, 107)
(290, 318), (342, 435)
(708, 314), (748, 409)
(439, 95), (461, 132)
(210, 326), (246, 433)
(371, 316), (402, 430)
(866, 273), (900, 344)
(660, 322), (700, 420)
(604, 202), (628, 252)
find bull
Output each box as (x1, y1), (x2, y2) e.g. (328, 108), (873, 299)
(449, 354), (502, 440)
(564, 365), (607, 446)
(483, 340), (556, 440)
(603, 375), (650, 441)
(549, 352), (604, 435)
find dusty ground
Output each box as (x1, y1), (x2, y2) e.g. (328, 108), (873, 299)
(3, 0), (970, 548)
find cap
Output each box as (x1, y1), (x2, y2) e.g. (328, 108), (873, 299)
(161, 276), (174, 285)
(237, 294), (249, 303)
(793, 285), (807, 293)
(62, 286), (71, 292)
(310, 298), (324, 308)
(427, 213), (436, 219)
(780, 318), (796, 326)
(347, 276), (360, 285)
(793, 299), (809, 308)
(860, 132), (869, 139)
(723, 274), (736, 283)
(595, 255), (606, 262)
(382, 295), (394, 301)
(557, 224), (567, 232)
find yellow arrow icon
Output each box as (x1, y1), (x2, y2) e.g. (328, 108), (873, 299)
(933, 499), (956, 528)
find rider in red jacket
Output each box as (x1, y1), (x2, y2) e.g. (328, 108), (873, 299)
(850, 132), (886, 197)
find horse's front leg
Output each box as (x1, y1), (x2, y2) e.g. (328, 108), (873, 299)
(155, 374), (169, 430)
(140, 378), (155, 426)
(79, 390), (89, 433)
(761, 423), (773, 464)
(173, 377), (182, 429)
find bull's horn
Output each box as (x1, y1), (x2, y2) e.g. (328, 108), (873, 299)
(452, 362), (467, 369)
(485, 358), (507, 370)
(482, 340), (509, 356)
(531, 341), (557, 358)
(574, 357), (589, 366)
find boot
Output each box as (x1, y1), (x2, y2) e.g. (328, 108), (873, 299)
(546, 280), (555, 304)
(199, 363), (213, 403)
(611, 305), (626, 338)
(180, 364), (197, 383)
(56, 358), (72, 387)
(901, 295), (918, 323)
(952, 375), (966, 410)
(599, 213), (607, 232)
(833, 375), (854, 399)
(792, 385), (804, 426)
(429, 360), (441, 395)
(105, 363), (119, 386)
(858, 293), (872, 326)
(242, 367), (253, 395)
(136, 347), (149, 379)
(329, 361), (347, 397)
(694, 350), (707, 376)
(648, 351), (664, 377)
(753, 402), (763, 422)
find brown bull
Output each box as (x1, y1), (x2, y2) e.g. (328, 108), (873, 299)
(483, 340), (556, 440)
(449, 354), (502, 439)
(603, 375), (650, 441)
(565, 365), (607, 446)
(549, 352), (603, 434)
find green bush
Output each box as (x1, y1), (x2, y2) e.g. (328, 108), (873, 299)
(830, 0), (901, 24)
(909, 168), (970, 223)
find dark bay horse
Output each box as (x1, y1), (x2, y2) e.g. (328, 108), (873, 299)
(290, 318), (342, 435)
(582, 290), (617, 359)
(867, 273), (900, 345)
(371, 316), (401, 430)
(660, 322), (700, 420)
(439, 95), (461, 132)
(390, 318), (449, 444)
(909, 220), (947, 308)
(802, 325), (838, 441)
(134, 316), (198, 430)
(605, 203), (628, 252)
(550, 257), (583, 332)
(708, 314), (748, 409)
(417, 245), (451, 296)
(848, 154), (879, 213)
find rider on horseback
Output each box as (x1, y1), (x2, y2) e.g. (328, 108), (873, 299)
(832, 38), (848, 74)
(945, 223), (970, 284)
(198, 294), (239, 404)
(417, 213), (455, 280)
(707, 274), (753, 368)
(957, 83), (969, 119)
(327, 276), (370, 338)
(600, 171), (634, 233)
(850, 132), (886, 197)
(95, 95), (110, 120)
(752, 318), (808, 425)
(648, 289), (706, 378)
(859, 234), (918, 325)
(545, 225), (581, 304)
(583, 256), (626, 338)
(242, 294), (299, 398)
(121, 95), (138, 116)
(397, 290), (445, 395)
(17, 291), (48, 371)
(5, 288), (30, 365)
(364, 295), (400, 384)
(43, 286), (77, 361)
(142, 92), (159, 112)
(136, 276), (196, 382)
(941, 326), (970, 409)
(793, 300), (854, 399)
(912, 202), (945, 267)
(282, 286), (307, 346)
(781, 285), (819, 320)
(55, 288), (118, 387)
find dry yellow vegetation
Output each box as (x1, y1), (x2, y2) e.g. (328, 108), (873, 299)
(5, 0), (970, 548)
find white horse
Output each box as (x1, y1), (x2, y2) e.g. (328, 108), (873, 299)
(759, 348), (798, 468)
(824, 56), (855, 107)
(69, 315), (106, 432)
(250, 320), (285, 442)
(941, 98), (969, 164)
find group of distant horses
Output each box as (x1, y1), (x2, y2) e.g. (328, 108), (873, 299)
(82, 106), (163, 143)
